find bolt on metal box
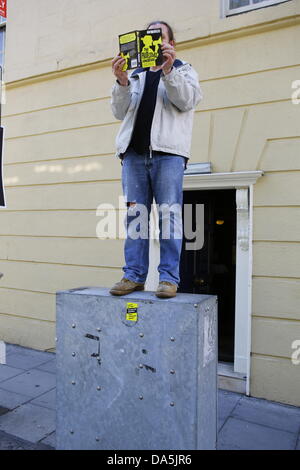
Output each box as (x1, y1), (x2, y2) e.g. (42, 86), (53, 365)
(56, 287), (218, 450)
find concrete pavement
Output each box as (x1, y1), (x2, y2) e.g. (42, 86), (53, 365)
(0, 343), (299, 450)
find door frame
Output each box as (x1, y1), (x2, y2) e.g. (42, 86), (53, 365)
(146, 170), (264, 396)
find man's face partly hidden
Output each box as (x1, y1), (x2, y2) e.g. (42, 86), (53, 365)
(148, 23), (174, 47)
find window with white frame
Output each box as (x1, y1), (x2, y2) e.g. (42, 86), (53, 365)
(223, 0), (291, 17)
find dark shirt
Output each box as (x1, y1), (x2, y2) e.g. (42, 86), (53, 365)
(129, 69), (162, 154)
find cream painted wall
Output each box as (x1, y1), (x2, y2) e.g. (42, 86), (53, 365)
(1, 0), (300, 405)
(5, 0), (299, 82)
(5, 0), (213, 82)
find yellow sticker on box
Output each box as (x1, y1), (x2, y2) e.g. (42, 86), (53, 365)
(126, 302), (138, 321)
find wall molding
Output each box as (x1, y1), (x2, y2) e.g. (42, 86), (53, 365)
(183, 170), (264, 190)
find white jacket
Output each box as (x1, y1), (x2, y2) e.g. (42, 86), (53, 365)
(110, 59), (203, 160)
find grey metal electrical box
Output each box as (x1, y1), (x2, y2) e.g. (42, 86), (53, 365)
(56, 287), (218, 450)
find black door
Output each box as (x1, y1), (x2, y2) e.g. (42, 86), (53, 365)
(178, 189), (236, 363)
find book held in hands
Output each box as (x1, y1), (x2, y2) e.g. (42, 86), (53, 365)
(118, 28), (163, 71)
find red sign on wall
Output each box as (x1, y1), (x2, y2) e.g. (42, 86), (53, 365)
(0, 0), (6, 18)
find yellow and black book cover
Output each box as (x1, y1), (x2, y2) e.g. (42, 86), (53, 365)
(118, 28), (163, 71)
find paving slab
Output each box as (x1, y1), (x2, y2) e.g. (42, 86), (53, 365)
(5, 344), (32, 355)
(218, 390), (242, 420)
(0, 388), (31, 410)
(5, 352), (54, 371)
(0, 369), (56, 399)
(0, 403), (55, 443)
(217, 390), (243, 431)
(217, 417), (297, 450)
(218, 418), (227, 432)
(0, 430), (53, 450)
(40, 431), (56, 448)
(35, 359), (56, 375)
(232, 395), (300, 434)
(0, 364), (24, 382)
(0, 406), (9, 416)
(30, 388), (56, 410)
(6, 344), (54, 360)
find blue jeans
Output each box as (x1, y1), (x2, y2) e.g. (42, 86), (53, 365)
(121, 147), (186, 287)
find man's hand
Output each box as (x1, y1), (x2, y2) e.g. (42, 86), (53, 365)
(112, 53), (129, 86)
(161, 41), (176, 75)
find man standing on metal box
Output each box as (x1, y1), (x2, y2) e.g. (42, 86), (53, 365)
(110, 21), (203, 298)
